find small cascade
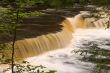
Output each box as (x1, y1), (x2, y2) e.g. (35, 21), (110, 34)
(93, 18), (109, 28)
(67, 14), (87, 30)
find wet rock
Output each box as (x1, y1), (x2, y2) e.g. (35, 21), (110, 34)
(63, 61), (74, 65)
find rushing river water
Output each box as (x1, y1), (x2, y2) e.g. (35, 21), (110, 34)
(26, 29), (110, 73)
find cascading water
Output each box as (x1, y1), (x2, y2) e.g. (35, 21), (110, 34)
(14, 19), (73, 58)
(93, 18), (109, 28)
(25, 12), (110, 73)
(12, 11), (109, 59)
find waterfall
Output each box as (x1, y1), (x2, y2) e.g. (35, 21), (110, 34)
(8, 12), (109, 59)
(14, 19), (73, 58)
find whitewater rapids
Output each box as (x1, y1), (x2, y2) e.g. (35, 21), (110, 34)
(26, 28), (110, 73)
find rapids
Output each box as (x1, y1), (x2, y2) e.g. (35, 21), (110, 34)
(26, 28), (110, 73)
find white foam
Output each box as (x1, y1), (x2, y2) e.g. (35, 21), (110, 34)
(25, 28), (110, 73)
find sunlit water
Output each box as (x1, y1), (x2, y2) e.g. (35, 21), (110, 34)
(26, 28), (110, 73)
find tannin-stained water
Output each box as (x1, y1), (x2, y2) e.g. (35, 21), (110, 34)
(13, 12), (91, 59)
(4, 11), (110, 59)
(13, 12), (88, 59)
(26, 28), (110, 73)
(14, 19), (73, 58)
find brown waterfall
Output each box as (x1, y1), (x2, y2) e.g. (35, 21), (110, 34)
(1, 6), (109, 61)
(14, 11), (109, 59)
(14, 18), (73, 59)
(4, 12), (96, 59)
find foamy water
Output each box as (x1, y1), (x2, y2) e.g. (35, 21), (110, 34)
(26, 28), (110, 73)
(2, 29), (109, 73)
